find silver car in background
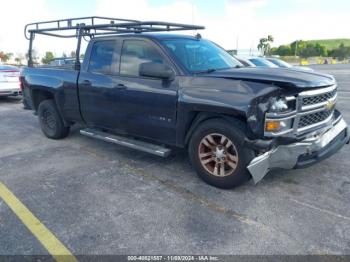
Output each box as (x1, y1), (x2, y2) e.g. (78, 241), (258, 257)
(246, 57), (279, 68)
(266, 58), (314, 72)
(0, 65), (21, 97)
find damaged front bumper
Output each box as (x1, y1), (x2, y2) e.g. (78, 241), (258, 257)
(247, 115), (349, 183)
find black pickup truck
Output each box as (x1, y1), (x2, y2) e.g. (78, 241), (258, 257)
(22, 17), (349, 188)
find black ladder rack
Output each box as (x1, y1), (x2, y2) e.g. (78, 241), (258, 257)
(25, 16), (205, 68)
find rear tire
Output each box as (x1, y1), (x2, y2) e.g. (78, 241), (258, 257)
(38, 99), (69, 139)
(188, 119), (254, 189)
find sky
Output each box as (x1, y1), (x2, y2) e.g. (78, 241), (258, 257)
(0, 0), (349, 59)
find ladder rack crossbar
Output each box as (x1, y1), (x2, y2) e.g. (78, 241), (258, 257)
(25, 16), (204, 39)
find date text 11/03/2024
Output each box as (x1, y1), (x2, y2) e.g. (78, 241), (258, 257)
(127, 255), (219, 261)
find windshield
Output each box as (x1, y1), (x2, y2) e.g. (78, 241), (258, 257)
(268, 59), (292, 68)
(162, 39), (242, 73)
(249, 58), (278, 68)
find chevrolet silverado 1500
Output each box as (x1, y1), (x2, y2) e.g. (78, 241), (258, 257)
(21, 17), (349, 188)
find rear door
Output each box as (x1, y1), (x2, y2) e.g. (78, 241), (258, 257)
(116, 38), (179, 144)
(78, 39), (126, 130)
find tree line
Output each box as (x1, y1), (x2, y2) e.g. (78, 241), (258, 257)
(41, 51), (82, 64)
(0, 52), (14, 63)
(258, 36), (350, 60)
(0, 50), (84, 65)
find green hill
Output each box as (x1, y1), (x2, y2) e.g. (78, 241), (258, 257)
(306, 39), (350, 50)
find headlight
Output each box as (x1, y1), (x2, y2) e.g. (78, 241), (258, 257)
(269, 97), (288, 112)
(262, 95), (297, 136)
(265, 96), (296, 135)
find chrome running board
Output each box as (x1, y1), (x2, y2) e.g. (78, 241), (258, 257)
(80, 128), (171, 158)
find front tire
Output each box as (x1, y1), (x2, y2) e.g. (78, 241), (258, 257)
(188, 119), (254, 189)
(38, 99), (69, 139)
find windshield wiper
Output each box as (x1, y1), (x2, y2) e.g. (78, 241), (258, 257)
(194, 68), (217, 74)
(194, 65), (241, 74)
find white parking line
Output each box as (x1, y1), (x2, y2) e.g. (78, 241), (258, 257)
(289, 198), (350, 223)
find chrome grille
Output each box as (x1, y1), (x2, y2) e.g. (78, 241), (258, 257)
(264, 85), (338, 137)
(302, 89), (337, 106)
(298, 110), (332, 128)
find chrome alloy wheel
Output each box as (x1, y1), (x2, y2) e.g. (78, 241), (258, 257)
(198, 133), (239, 177)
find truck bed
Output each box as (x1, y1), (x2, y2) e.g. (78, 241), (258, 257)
(21, 67), (82, 124)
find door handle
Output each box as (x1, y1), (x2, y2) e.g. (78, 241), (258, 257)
(114, 84), (127, 90)
(82, 80), (91, 86)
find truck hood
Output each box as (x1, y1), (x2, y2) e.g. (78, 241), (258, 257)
(200, 67), (335, 89)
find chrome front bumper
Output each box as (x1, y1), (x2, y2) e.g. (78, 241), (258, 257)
(247, 116), (349, 183)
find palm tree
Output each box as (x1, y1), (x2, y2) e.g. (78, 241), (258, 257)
(257, 35), (274, 56)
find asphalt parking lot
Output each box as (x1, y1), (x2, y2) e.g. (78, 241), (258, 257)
(0, 64), (350, 257)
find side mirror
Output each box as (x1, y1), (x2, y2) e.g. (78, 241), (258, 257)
(139, 62), (175, 81)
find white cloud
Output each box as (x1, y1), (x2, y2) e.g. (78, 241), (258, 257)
(0, 0), (51, 55)
(200, 0), (348, 51)
(93, 0), (269, 51)
(0, 0), (348, 60)
(94, 0), (258, 50)
(204, 0), (267, 50)
(0, 0), (84, 59)
(95, 0), (194, 24)
(260, 10), (349, 45)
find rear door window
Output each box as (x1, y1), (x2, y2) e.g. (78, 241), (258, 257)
(88, 41), (119, 75)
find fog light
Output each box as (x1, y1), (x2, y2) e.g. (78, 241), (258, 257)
(265, 121), (282, 131)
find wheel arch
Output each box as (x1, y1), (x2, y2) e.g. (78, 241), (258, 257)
(31, 88), (55, 111)
(183, 111), (248, 147)
(31, 88), (70, 127)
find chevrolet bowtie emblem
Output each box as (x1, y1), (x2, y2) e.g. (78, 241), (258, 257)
(325, 100), (335, 111)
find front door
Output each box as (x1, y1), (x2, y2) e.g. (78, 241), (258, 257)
(116, 38), (179, 144)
